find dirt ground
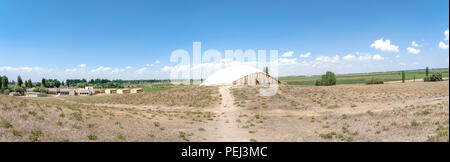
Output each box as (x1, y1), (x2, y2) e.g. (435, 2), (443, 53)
(0, 81), (448, 142)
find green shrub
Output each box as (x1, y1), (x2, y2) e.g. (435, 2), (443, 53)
(32, 87), (48, 93)
(1, 120), (13, 128)
(315, 71), (336, 86)
(12, 86), (25, 94)
(12, 129), (21, 136)
(87, 134), (98, 140)
(424, 72), (443, 82)
(365, 78), (384, 84)
(3, 89), (10, 95)
(429, 72), (443, 81)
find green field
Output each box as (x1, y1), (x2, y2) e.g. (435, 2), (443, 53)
(279, 68), (449, 85)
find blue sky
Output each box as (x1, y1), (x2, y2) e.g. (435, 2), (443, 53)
(0, 0), (448, 80)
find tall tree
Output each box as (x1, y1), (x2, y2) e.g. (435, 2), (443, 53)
(425, 67), (429, 77)
(41, 78), (47, 88)
(0, 76), (2, 89)
(1, 76), (9, 89)
(401, 71), (405, 83)
(17, 76), (23, 87)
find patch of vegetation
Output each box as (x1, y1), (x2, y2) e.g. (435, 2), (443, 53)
(424, 72), (443, 82)
(87, 134), (98, 140)
(411, 121), (419, 127)
(11, 129), (21, 136)
(1, 120), (12, 128)
(117, 134), (126, 140)
(315, 71), (336, 86)
(179, 131), (189, 141)
(70, 112), (83, 121)
(319, 132), (336, 139)
(365, 77), (384, 84)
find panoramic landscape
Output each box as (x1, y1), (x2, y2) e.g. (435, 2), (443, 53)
(0, 0), (449, 142)
(0, 68), (448, 142)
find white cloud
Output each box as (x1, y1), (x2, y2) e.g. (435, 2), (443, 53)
(372, 54), (384, 60)
(125, 66), (132, 69)
(91, 66), (112, 73)
(299, 52), (311, 58)
(357, 54), (372, 61)
(343, 54), (356, 61)
(112, 68), (125, 73)
(282, 51), (294, 57)
(407, 47), (421, 54)
(370, 38), (399, 52)
(439, 29), (449, 50)
(445, 29), (449, 41)
(65, 68), (77, 72)
(162, 66), (171, 72)
(136, 67), (148, 74)
(315, 55), (339, 63)
(278, 58), (298, 64)
(439, 29), (448, 49)
(78, 64), (87, 68)
(411, 41), (422, 47)
(343, 52), (383, 61)
(147, 60), (162, 67)
(396, 55), (400, 58)
(439, 41), (449, 49)
(0, 66), (34, 72)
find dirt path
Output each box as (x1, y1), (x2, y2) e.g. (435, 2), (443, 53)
(201, 86), (254, 142)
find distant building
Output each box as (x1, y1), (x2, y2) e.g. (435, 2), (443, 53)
(117, 88), (130, 94)
(93, 89), (103, 94)
(26, 88), (36, 93)
(76, 89), (92, 96)
(26, 92), (47, 97)
(60, 89), (76, 95)
(9, 92), (22, 96)
(105, 89), (117, 94)
(47, 88), (60, 95)
(233, 72), (280, 86)
(85, 86), (94, 91)
(201, 65), (280, 86)
(131, 88), (143, 94)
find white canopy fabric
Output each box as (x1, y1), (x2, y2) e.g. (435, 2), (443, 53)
(201, 65), (263, 86)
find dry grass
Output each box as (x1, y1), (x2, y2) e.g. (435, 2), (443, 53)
(229, 81), (449, 142)
(0, 92), (217, 142)
(61, 85), (220, 108)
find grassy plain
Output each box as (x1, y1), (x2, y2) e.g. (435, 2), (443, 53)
(279, 68), (449, 85)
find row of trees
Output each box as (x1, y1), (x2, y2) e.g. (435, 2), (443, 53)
(1, 75), (28, 94)
(66, 79), (123, 88)
(315, 66), (443, 86)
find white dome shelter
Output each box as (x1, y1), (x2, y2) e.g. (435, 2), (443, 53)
(201, 65), (280, 86)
